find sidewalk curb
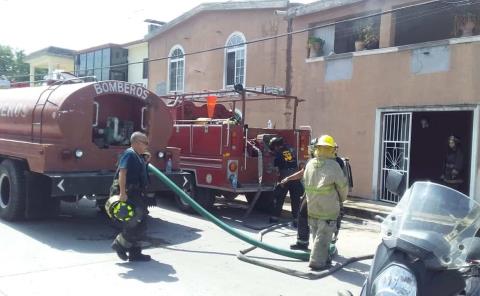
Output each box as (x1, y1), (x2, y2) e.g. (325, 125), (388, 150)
(343, 197), (394, 221)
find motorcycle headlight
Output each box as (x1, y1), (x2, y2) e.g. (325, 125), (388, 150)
(371, 264), (417, 296)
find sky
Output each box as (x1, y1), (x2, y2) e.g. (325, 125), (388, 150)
(0, 0), (312, 54)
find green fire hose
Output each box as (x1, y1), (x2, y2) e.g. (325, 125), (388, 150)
(148, 164), (310, 261)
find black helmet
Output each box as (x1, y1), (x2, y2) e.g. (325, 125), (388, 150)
(105, 195), (135, 222)
(269, 136), (284, 149)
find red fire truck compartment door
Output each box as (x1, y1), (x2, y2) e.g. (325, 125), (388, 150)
(192, 125), (223, 156)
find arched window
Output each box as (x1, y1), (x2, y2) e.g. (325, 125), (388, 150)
(224, 32), (246, 87)
(168, 46), (185, 92)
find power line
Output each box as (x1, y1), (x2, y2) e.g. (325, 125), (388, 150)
(2, 0), (478, 80)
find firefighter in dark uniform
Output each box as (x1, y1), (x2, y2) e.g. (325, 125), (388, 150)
(110, 132), (151, 262)
(269, 137), (304, 223)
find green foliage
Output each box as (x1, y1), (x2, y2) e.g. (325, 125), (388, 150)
(307, 37), (325, 47)
(0, 45), (30, 82)
(354, 19), (379, 49)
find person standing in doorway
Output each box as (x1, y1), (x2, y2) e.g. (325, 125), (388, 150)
(441, 135), (465, 192)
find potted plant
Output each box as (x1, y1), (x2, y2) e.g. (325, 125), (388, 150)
(455, 12), (478, 37)
(307, 36), (325, 58)
(354, 20), (379, 51)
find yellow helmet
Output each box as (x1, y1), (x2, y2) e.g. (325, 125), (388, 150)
(315, 135), (337, 147)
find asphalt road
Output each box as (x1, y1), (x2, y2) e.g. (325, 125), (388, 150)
(0, 196), (381, 296)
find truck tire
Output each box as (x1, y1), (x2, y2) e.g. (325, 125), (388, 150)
(245, 191), (274, 213)
(0, 159), (27, 221)
(175, 185), (215, 214)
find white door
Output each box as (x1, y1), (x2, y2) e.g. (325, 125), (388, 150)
(380, 112), (412, 203)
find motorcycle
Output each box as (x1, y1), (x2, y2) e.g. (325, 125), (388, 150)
(339, 181), (480, 296)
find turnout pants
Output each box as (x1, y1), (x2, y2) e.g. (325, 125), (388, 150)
(111, 186), (148, 250)
(296, 196), (309, 246)
(272, 180), (304, 219)
(297, 198), (344, 246)
(308, 218), (336, 269)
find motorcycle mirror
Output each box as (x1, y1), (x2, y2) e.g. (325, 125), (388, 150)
(385, 170), (405, 196)
(461, 237), (480, 261)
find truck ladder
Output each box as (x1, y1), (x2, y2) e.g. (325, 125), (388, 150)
(30, 79), (79, 143)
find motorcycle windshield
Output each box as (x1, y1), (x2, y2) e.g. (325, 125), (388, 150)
(381, 182), (480, 269)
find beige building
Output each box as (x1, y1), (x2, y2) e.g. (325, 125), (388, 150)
(124, 39), (149, 87)
(146, 0), (294, 127)
(144, 0), (480, 203)
(24, 47), (75, 84)
(287, 0), (480, 202)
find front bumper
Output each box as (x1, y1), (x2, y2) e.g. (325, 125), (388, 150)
(46, 170), (192, 197)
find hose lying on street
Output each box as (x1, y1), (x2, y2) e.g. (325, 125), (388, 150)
(237, 253), (374, 280)
(148, 164), (310, 261)
(238, 222), (374, 279)
(149, 164), (374, 275)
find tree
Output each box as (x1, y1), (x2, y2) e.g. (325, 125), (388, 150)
(0, 45), (30, 82)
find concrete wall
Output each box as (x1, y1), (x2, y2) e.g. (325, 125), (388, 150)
(127, 42), (148, 87)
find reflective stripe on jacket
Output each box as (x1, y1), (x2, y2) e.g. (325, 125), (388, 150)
(303, 157), (348, 220)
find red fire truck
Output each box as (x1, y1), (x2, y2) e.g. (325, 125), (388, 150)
(164, 87), (311, 213)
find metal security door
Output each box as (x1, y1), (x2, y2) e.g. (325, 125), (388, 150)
(380, 112), (412, 203)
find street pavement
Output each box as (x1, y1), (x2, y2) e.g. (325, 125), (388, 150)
(0, 197), (381, 296)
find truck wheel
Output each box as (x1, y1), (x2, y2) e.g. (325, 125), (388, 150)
(0, 160), (26, 221)
(175, 185), (215, 214)
(245, 192), (274, 213)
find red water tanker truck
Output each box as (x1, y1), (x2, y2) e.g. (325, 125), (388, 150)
(0, 80), (191, 221)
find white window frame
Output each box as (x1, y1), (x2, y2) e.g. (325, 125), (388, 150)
(168, 45), (185, 93)
(224, 32), (247, 88)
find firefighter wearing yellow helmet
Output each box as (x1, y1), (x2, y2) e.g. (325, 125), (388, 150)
(303, 134), (348, 271)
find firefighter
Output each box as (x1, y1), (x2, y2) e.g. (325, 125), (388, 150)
(110, 132), (151, 262)
(268, 136), (304, 223)
(303, 135), (348, 270)
(283, 138), (347, 251)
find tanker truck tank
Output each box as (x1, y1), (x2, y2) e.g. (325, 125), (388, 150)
(0, 80), (191, 221)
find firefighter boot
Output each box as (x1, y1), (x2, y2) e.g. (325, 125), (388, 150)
(128, 247), (151, 262)
(290, 241), (309, 251)
(111, 240), (128, 261)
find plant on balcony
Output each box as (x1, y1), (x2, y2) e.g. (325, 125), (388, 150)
(454, 12), (479, 37)
(307, 36), (325, 58)
(354, 20), (379, 51)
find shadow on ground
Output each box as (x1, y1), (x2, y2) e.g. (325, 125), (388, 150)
(0, 198), (202, 254)
(117, 259), (178, 283)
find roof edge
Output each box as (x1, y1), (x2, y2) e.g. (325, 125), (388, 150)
(145, 0), (289, 41)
